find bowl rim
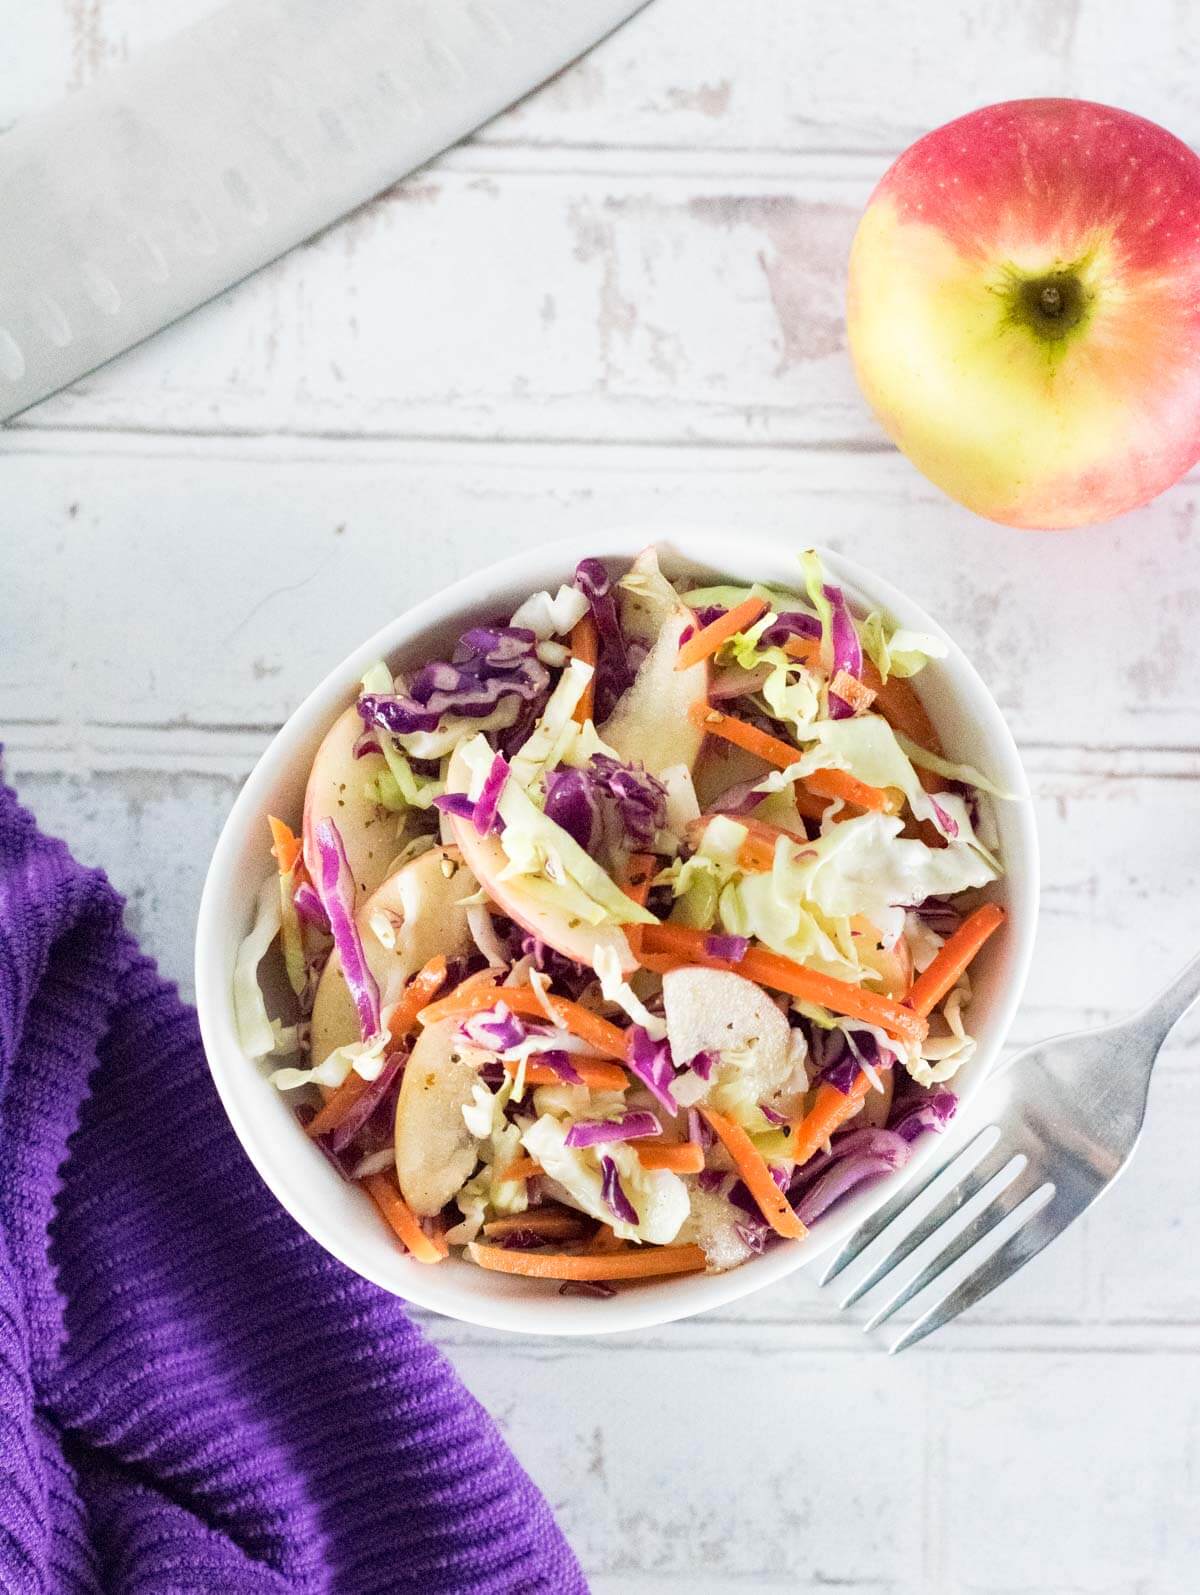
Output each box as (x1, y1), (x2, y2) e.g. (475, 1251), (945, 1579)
(195, 527), (1039, 1336)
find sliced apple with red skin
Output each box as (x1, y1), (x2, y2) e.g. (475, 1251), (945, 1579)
(309, 845), (476, 1062)
(302, 704), (401, 905)
(600, 605), (708, 781)
(443, 743), (638, 976)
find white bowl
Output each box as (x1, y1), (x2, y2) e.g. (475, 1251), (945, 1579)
(196, 529), (1038, 1336)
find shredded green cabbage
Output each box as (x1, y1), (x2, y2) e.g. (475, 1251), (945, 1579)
(234, 876), (297, 1059)
(861, 612), (948, 682)
(521, 1114), (689, 1243)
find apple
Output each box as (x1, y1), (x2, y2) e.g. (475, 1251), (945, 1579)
(444, 745), (639, 975)
(302, 704), (401, 903)
(309, 845), (476, 1062)
(847, 99), (1200, 528)
(394, 1018), (484, 1215)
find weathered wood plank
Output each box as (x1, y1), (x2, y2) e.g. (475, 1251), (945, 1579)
(8, 158), (872, 446)
(2, 438), (1197, 753)
(9, 0), (1200, 162)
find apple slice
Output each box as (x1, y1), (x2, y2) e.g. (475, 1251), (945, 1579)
(302, 704), (401, 905)
(600, 605), (708, 780)
(662, 967), (792, 1102)
(394, 1018), (483, 1215)
(443, 745), (638, 976)
(308, 845), (477, 1062)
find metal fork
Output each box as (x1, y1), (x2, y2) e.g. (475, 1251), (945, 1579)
(816, 953), (1200, 1353)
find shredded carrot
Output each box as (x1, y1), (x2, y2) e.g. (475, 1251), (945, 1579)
(688, 704), (890, 813)
(570, 613), (599, 724)
(504, 1058), (630, 1091)
(419, 982), (629, 1060)
(620, 852), (656, 959)
(386, 955), (448, 1043)
(467, 1241), (707, 1281)
(789, 1076), (870, 1167)
(783, 635), (822, 669)
(905, 903), (1006, 1019)
(830, 669), (877, 715)
(698, 1107), (807, 1239)
(636, 922), (927, 1048)
(803, 765), (894, 814)
(674, 596), (768, 672)
(497, 1155), (543, 1183)
(364, 1173), (446, 1264)
(268, 815), (303, 876)
(305, 1071), (370, 1140)
(482, 1209), (591, 1240)
(688, 701), (799, 771)
(636, 1142), (706, 1173)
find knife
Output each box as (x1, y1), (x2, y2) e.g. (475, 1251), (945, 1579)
(0, 0), (650, 424)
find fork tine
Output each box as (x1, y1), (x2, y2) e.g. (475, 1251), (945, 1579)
(839, 1137), (1017, 1310)
(887, 1183), (1058, 1353)
(863, 1167), (1048, 1336)
(818, 1125), (1001, 1289)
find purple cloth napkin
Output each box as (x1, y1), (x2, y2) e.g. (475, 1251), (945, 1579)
(0, 772), (586, 1594)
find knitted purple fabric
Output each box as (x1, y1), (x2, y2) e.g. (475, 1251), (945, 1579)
(0, 773), (586, 1595)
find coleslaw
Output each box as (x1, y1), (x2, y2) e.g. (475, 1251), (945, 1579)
(235, 549), (1010, 1290)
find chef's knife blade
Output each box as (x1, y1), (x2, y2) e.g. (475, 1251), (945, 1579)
(0, 0), (649, 424)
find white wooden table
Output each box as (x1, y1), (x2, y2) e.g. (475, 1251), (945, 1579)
(5, 4), (1200, 1589)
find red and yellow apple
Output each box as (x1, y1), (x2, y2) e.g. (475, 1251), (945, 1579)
(847, 99), (1200, 529)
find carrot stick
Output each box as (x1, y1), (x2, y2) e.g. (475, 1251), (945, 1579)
(783, 635), (822, 669)
(364, 1173), (446, 1264)
(803, 765), (894, 814)
(570, 613), (599, 725)
(674, 596), (768, 672)
(904, 903), (1006, 1019)
(305, 1071), (371, 1139)
(689, 704), (890, 813)
(688, 701), (800, 770)
(497, 1155), (543, 1183)
(636, 1142), (706, 1173)
(789, 1076), (871, 1167)
(503, 1058), (629, 1091)
(698, 1107), (807, 1239)
(420, 983), (629, 1060)
(386, 955), (448, 1042)
(637, 922), (927, 1048)
(620, 851), (656, 959)
(268, 815), (303, 876)
(467, 1241), (707, 1281)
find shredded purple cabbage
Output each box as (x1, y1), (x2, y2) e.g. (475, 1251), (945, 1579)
(760, 611), (822, 648)
(824, 584), (863, 719)
(358, 627), (548, 738)
(433, 793), (476, 821)
(889, 1090), (957, 1142)
(688, 1106), (714, 1148)
(473, 752), (509, 836)
(599, 1155), (639, 1225)
(759, 1101), (789, 1126)
(574, 559), (634, 722)
(534, 1050), (585, 1086)
(686, 1048), (717, 1082)
(461, 1003), (526, 1054)
(703, 933), (748, 964)
(626, 1027), (678, 1114)
(313, 818), (380, 1041)
(696, 1168), (725, 1193)
(564, 1111), (662, 1149)
(327, 1051), (406, 1155)
(543, 766), (601, 851)
(913, 896), (963, 937)
(734, 1220), (770, 1254)
(793, 1127), (913, 1225)
(292, 881), (330, 935)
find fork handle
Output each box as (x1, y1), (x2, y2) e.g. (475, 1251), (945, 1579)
(1137, 948), (1200, 1044)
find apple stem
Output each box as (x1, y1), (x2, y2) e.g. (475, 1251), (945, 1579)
(1040, 284), (1064, 318)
